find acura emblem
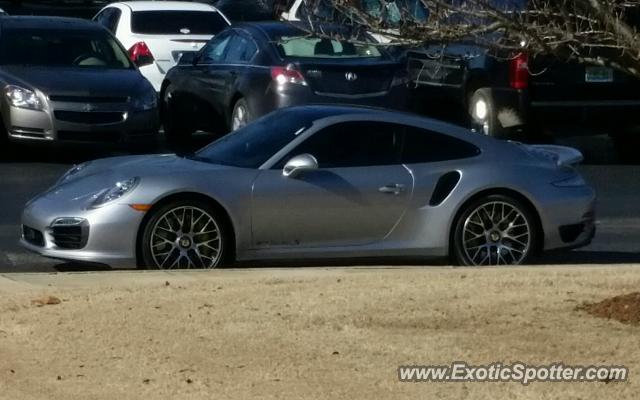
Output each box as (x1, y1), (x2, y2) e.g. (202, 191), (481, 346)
(83, 103), (95, 112)
(345, 72), (358, 81)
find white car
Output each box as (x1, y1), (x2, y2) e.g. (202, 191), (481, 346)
(94, 1), (230, 92)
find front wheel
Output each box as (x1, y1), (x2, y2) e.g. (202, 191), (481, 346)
(468, 88), (508, 139)
(162, 86), (194, 147)
(452, 194), (539, 266)
(141, 199), (228, 269)
(230, 98), (252, 131)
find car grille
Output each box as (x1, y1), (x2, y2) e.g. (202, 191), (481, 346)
(57, 130), (121, 143)
(51, 224), (89, 250)
(54, 111), (125, 124)
(49, 95), (129, 103)
(22, 225), (45, 247)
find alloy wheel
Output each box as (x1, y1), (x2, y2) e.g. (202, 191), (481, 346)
(462, 201), (531, 265)
(231, 103), (248, 131)
(149, 206), (222, 269)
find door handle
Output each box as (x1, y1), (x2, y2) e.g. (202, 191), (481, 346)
(378, 183), (405, 195)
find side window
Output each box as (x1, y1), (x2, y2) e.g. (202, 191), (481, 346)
(280, 121), (402, 168)
(224, 34), (258, 64)
(94, 8), (112, 28)
(106, 9), (121, 34)
(401, 126), (480, 164)
(199, 32), (232, 64)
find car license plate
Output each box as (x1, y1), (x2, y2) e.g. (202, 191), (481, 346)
(585, 66), (613, 82)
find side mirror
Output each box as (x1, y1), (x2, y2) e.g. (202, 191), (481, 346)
(282, 153), (318, 178)
(178, 51), (197, 65)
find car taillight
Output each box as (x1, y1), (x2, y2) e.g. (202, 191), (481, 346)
(128, 42), (154, 67)
(509, 52), (529, 90)
(271, 65), (307, 86)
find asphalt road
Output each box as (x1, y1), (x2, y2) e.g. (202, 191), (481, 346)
(1, 133), (639, 272)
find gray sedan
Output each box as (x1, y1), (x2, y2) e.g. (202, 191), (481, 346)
(21, 105), (595, 268)
(0, 17), (158, 146)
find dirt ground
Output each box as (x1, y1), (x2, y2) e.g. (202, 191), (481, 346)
(0, 265), (639, 399)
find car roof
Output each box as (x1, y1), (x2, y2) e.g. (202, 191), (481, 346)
(236, 21), (347, 39)
(0, 16), (102, 31)
(115, 1), (218, 12)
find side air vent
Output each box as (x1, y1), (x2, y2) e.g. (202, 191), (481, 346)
(429, 171), (461, 206)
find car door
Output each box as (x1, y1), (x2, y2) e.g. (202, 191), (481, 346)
(251, 121), (414, 249)
(220, 31), (258, 112)
(190, 31), (233, 117)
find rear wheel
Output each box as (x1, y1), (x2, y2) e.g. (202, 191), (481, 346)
(452, 194), (539, 266)
(141, 199), (229, 269)
(230, 98), (251, 131)
(610, 132), (640, 163)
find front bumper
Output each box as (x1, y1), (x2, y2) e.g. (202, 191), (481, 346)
(20, 195), (145, 267)
(4, 101), (159, 145)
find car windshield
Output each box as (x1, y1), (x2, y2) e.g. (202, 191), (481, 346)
(193, 109), (317, 168)
(0, 29), (133, 68)
(131, 11), (228, 35)
(277, 36), (382, 59)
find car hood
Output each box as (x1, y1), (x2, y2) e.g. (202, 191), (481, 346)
(0, 66), (150, 96)
(43, 154), (235, 202)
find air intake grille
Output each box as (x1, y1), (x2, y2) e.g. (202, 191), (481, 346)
(51, 222), (89, 250)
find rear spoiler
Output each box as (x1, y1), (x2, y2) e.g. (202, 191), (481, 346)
(523, 144), (584, 166)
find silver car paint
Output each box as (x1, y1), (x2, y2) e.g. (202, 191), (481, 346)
(20, 109), (596, 266)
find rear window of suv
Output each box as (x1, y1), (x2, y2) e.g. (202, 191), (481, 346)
(131, 10), (228, 35)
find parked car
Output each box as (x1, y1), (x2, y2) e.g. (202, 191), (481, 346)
(93, 1), (231, 92)
(407, 2), (640, 154)
(161, 22), (409, 142)
(0, 16), (159, 146)
(21, 105), (595, 268)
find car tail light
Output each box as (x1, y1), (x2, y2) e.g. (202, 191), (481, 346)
(509, 52), (529, 90)
(128, 42), (154, 67)
(271, 65), (307, 86)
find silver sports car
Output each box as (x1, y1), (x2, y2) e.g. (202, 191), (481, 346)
(21, 105), (595, 268)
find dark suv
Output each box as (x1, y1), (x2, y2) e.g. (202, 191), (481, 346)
(407, 18), (640, 154)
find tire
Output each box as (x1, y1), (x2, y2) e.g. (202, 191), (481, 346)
(229, 98), (251, 131)
(140, 199), (230, 269)
(468, 88), (508, 139)
(610, 132), (640, 164)
(452, 194), (539, 266)
(162, 85), (193, 148)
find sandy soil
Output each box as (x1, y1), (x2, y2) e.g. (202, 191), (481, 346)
(0, 265), (638, 399)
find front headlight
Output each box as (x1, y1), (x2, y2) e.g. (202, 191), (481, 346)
(552, 174), (586, 187)
(4, 85), (44, 111)
(90, 177), (140, 208)
(132, 90), (158, 111)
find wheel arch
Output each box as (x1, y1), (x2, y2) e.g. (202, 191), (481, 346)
(448, 187), (545, 259)
(136, 191), (237, 267)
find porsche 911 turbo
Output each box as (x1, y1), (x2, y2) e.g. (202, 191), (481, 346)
(21, 105), (595, 268)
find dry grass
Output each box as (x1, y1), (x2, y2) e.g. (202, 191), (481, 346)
(0, 265), (639, 399)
